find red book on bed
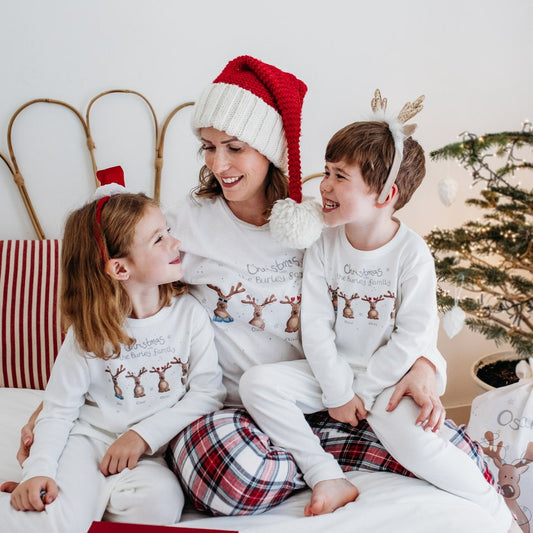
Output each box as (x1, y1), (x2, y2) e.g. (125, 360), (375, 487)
(87, 522), (237, 533)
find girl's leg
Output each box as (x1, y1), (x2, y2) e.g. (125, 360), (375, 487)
(104, 454), (183, 525)
(367, 386), (512, 531)
(0, 434), (107, 533)
(168, 407), (306, 516)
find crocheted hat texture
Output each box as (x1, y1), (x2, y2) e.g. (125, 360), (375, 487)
(192, 56), (324, 248)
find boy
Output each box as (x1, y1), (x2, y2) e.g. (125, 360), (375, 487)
(239, 90), (513, 531)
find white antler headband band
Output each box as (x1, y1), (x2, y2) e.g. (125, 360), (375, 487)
(370, 89), (425, 204)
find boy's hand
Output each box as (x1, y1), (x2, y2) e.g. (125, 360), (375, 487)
(10, 476), (58, 511)
(328, 395), (367, 427)
(100, 430), (149, 476)
(387, 357), (445, 432)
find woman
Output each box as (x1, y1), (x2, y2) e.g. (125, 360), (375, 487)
(165, 56), (471, 517)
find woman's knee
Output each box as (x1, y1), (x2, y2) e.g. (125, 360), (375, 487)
(167, 408), (304, 516)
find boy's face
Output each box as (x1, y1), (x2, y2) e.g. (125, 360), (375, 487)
(320, 160), (379, 228)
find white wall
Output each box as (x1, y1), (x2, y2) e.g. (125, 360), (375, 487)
(1, 0), (531, 409)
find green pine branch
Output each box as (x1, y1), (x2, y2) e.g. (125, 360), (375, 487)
(427, 126), (533, 356)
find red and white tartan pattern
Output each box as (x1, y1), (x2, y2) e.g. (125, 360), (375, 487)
(168, 409), (495, 516)
(168, 409), (305, 516)
(0, 240), (62, 389)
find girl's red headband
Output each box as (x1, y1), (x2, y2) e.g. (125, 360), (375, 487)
(93, 166), (126, 264)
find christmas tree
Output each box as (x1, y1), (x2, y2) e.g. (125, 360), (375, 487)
(425, 122), (533, 356)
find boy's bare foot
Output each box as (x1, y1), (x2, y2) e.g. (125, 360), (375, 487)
(304, 478), (359, 516)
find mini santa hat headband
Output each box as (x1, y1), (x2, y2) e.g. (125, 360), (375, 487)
(191, 55), (324, 249)
(369, 89), (425, 204)
(93, 165), (127, 263)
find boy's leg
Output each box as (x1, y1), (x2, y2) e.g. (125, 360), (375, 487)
(367, 386), (512, 531)
(0, 434), (107, 533)
(168, 407), (306, 516)
(239, 360), (359, 515)
(104, 454), (184, 525)
(239, 359), (346, 488)
(306, 410), (494, 484)
(306, 413), (414, 476)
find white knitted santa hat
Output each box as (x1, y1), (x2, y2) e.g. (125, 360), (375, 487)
(191, 55), (323, 249)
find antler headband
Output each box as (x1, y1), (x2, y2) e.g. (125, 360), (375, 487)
(370, 89), (425, 204)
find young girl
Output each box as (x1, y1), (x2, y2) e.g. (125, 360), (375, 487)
(0, 171), (225, 532)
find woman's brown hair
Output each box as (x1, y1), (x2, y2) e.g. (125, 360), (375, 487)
(60, 193), (186, 360)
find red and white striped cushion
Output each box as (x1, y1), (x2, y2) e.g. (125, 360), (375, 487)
(1, 240), (63, 389)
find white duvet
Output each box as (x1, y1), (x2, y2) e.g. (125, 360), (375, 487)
(0, 388), (502, 532)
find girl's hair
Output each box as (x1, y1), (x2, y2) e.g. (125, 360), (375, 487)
(325, 121), (425, 210)
(60, 192), (186, 360)
(192, 162), (289, 216)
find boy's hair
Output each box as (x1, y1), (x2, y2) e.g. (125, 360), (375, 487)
(192, 162), (289, 217)
(60, 192), (186, 360)
(325, 121), (425, 210)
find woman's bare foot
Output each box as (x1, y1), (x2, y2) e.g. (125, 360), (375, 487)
(304, 478), (359, 516)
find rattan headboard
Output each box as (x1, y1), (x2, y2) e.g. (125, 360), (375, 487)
(0, 90), (194, 240)
(0, 92), (323, 240)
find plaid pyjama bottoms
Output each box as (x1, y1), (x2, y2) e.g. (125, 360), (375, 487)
(167, 408), (494, 516)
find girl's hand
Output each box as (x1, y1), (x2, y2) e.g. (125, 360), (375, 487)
(386, 357), (445, 432)
(100, 430), (149, 476)
(10, 476), (58, 511)
(328, 395), (367, 427)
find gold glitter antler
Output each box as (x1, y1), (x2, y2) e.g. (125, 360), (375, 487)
(371, 89), (387, 113)
(397, 95), (425, 124)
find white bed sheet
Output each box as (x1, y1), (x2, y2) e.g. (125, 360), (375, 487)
(0, 388), (502, 532)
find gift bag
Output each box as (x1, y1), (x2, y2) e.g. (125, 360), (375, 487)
(468, 359), (533, 533)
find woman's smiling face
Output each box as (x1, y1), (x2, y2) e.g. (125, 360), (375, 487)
(200, 127), (271, 210)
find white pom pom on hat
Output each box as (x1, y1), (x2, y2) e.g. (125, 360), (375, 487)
(191, 55), (324, 249)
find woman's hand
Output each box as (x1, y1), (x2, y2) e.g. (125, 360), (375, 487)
(386, 357), (445, 432)
(328, 395), (367, 427)
(10, 476), (58, 511)
(16, 403), (43, 466)
(100, 430), (149, 476)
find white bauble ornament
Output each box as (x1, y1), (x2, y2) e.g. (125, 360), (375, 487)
(438, 177), (458, 206)
(442, 305), (465, 338)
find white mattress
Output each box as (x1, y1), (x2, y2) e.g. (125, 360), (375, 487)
(0, 388), (502, 532)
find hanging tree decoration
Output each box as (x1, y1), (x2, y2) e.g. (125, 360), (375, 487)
(438, 176), (459, 206)
(438, 161), (458, 206)
(426, 121), (533, 356)
(442, 277), (466, 338)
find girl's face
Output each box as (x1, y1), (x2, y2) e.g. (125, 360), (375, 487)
(123, 205), (183, 288)
(320, 160), (378, 228)
(200, 127), (271, 209)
